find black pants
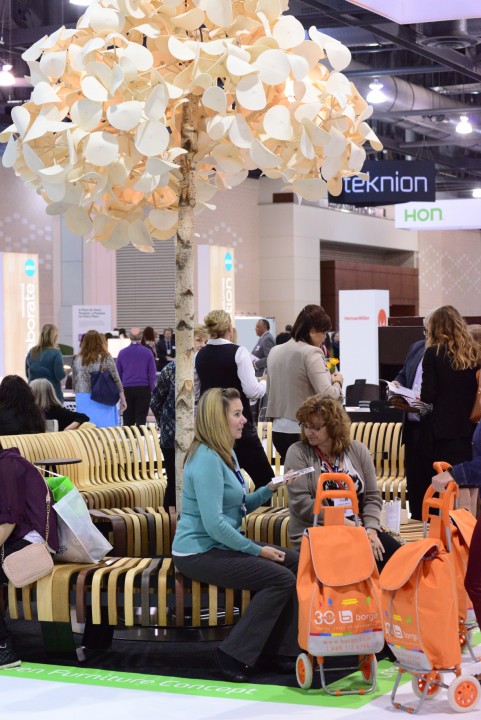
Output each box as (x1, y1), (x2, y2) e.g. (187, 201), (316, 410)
(403, 421), (433, 521)
(174, 543), (300, 667)
(161, 445), (176, 509)
(272, 431), (301, 466)
(123, 386), (152, 427)
(376, 530), (402, 573)
(0, 539), (30, 641)
(234, 422), (274, 487)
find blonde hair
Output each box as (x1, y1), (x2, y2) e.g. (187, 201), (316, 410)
(296, 395), (351, 456)
(204, 310), (231, 339)
(194, 323), (207, 339)
(30, 378), (62, 411)
(185, 388), (240, 470)
(79, 330), (108, 366)
(468, 324), (481, 363)
(31, 324), (59, 358)
(426, 306), (478, 371)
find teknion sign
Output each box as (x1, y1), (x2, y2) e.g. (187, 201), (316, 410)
(329, 161), (436, 206)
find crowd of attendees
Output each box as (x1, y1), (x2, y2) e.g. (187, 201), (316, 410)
(0, 305), (480, 684)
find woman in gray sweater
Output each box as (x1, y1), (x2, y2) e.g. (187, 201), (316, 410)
(285, 395), (400, 571)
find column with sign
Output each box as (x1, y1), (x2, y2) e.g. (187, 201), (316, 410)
(197, 246), (236, 319)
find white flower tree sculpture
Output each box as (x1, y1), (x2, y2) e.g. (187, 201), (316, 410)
(1, 0), (381, 505)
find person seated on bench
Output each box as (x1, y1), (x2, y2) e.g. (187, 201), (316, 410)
(172, 387), (300, 683)
(0, 442), (59, 669)
(285, 395), (401, 571)
(0, 375), (46, 436)
(30, 379), (90, 431)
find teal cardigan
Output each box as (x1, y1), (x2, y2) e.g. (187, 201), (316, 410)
(172, 444), (273, 557)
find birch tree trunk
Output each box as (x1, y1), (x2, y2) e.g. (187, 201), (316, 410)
(174, 94), (198, 510)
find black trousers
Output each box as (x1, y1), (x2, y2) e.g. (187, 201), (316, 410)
(0, 539), (30, 641)
(234, 422), (274, 487)
(403, 420), (433, 521)
(122, 386), (152, 427)
(174, 543), (300, 667)
(161, 445), (176, 509)
(272, 431), (301, 466)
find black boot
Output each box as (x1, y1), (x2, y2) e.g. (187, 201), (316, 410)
(0, 637), (21, 670)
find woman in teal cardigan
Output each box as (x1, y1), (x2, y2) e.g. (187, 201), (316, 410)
(26, 324), (65, 403)
(173, 387), (300, 683)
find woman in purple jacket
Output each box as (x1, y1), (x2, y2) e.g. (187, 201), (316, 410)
(0, 444), (59, 669)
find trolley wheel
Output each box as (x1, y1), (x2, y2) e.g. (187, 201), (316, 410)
(296, 653), (313, 690)
(448, 675), (480, 712)
(359, 654), (377, 682)
(411, 673), (441, 700)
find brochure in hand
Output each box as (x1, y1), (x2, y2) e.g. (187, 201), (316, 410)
(271, 466), (315, 485)
(381, 380), (431, 415)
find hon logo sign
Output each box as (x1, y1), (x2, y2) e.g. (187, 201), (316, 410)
(330, 160), (435, 205)
(395, 199), (481, 230)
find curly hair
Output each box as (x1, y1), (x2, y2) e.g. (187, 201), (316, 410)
(468, 324), (481, 364)
(185, 388), (240, 470)
(204, 310), (232, 339)
(0, 375), (46, 433)
(79, 330), (108, 366)
(296, 395), (351, 456)
(291, 305), (331, 345)
(426, 306), (478, 371)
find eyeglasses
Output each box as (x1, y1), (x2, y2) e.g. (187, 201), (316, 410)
(299, 422), (325, 432)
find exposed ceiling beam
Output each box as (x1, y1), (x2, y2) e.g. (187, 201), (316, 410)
(346, 65), (451, 77)
(374, 106), (481, 117)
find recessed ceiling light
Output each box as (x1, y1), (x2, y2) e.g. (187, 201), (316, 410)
(0, 64), (15, 87)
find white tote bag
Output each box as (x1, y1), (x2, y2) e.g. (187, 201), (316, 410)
(53, 488), (112, 563)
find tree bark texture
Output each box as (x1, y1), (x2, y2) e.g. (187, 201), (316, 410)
(174, 95), (198, 510)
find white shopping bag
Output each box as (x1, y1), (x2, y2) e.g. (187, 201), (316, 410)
(53, 488), (112, 563)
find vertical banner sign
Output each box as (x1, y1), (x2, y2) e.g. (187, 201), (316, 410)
(197, 246), (236, 321)
(72, 305), (112, 352)
(339, 290), (390, 393)
(0, 253), (39, 377)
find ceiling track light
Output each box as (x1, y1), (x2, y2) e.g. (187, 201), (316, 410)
(0, 63), (15, 87)
(456, 115), (472, 135)
(472, 188), (481, 199)
(366, 79), (387, 105)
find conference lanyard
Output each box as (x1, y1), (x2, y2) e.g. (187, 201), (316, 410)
(234, 467), (247, 519)
(313, 447), (340, 473)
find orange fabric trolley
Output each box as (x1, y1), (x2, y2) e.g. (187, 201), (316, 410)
(296, 472), (384, 694)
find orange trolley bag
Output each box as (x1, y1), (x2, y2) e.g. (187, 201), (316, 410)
(379, 481), (480, 713)
(433, 462), (479, 662)
(296, 472), (384, 694)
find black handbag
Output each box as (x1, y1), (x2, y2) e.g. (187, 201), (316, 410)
(90, 361), (120, 406)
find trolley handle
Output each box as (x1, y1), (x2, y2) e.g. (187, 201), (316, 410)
(313, 472), (359, 516)
(422, 462), (458, 525)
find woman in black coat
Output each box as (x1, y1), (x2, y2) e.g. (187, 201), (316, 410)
(420, 305), (479, 513)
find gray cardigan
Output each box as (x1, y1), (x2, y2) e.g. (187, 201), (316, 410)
(266, 339), (342, 421)
(284, 439), (382, 550)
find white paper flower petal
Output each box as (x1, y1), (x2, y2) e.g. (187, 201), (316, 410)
(106, 219), (131, 249)
(327, 177), (343, 196)
(348, 141), (366, 172)
(149, 210), (178, 231)
(195, 179), (218, 203)
(250, 140), (281, 169)
(253, 49), (291, 85)
(31, 82), (61, 105)
(2, 135), (17, 168)
(228, 115), (253, 149)
(65, 206), (93, 236)
(300, 127), (315, 160)
(303, 118), (330, 146)
(203, 0), (233, 27)
(324, 127), (347, 158)
(129, 219), (154, 251)
(22, 144), (44, 172)
(21, 35), (49, 62)
(26, 60), (49, 86)
(326, 72), (352, 98)
(107, 100), (143, 131)
(89, 7), (125, 34)
(71, 99), (103, 132)
(296, 40), (323, 70)
(133, 23), (161, 38)
(226, 55), (255, 77)
(11, 106), (31, 138)
(202, 86), (227, 114)
(168, 36), (196, 62)
(273, 15), (305, 50)
(236, 75), (266, 111)
(93, 214), (116, 239)
(46, 201), (73, 216)
(211, 144), (245, 174)
(25, 117), (70, 143)
(81, 75), (109, 102)
(38, 165), (69, 183)
(321, 155), (344, 181)
(133, 171), (164, 193)
(288, 54), (309, 81)
(325, 42), (351, 72)
(223, 170), (249, 188)
(119, 0), (145, 20)
(39, 51), (67, 79)
(134, 120), (170, 157)
(206, 115), (232, 140)
(108, 161), (129, 185)
(294, 102), (321, 123)
(263, 105), (292, 141)
(120, 42), (154, 71)
(289, 178), (327, 201)
(84, 131), (120, 166)
(144, 84), (169, 120)
(146, 157), (180, 174)
(203, 39), (230, 57)
(172, 8), (205, 31)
